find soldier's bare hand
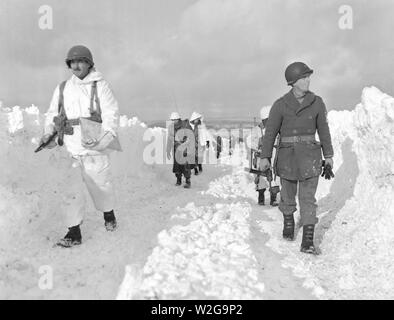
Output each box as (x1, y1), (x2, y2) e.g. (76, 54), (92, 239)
(259, 158), (270, 172)
(82, 138), (98, 148)
(40, 133), (57, 149)
(325, 157), (333, 169)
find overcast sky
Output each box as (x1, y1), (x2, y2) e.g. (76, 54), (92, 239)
(1, 0), (393, 122)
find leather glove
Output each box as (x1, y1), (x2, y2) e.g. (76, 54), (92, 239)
(321, 158), (335, 180)
(39, 133), (57, 149)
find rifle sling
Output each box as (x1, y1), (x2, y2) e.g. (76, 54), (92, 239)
(56, 80), (102, 132)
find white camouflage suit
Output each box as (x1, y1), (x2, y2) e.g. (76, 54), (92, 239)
(250, 124), (279, 190)
(44, 69), (119, 227)
(190, 120), (214, 164)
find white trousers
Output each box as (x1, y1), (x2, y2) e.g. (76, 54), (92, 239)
(256, 175), (280, 190)
(63, 154), (115, 227)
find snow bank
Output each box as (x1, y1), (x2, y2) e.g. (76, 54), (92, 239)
(117, 137), (268, 300)
(2, 85), (393, 300)
(257, 86), (394, 299)
(118, 201), (265, 300)
(118, 86), (394, 300)
(312, 86), (394, 299)
(202, 166), (255, 200)
(0, 105), (165, 265)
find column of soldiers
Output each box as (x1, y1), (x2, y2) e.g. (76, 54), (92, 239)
(38, 45), (334, 255)
(166, 111), (212, 188)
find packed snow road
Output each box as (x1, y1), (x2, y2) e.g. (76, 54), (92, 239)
(0, 159), (230, 299)
(1, 109), (312, 300)
(117, 151), (314, 300)
(1, 154), (312, 300)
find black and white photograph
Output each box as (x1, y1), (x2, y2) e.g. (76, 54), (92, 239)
(0, 0), (393, 305)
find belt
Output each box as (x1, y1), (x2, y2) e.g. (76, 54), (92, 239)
(280, 135), (316, 143)
(66, 118), (80, 126)
(66, 116), (103, 126)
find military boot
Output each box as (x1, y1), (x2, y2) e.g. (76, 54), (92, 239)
(269, 186), (280, 206)
(194, 167), (199, 175)
(175, 174), (182, 186)
(282, 214), (295, 241)
(270, 192), (279, 206)
(56, 225), (82, 248)
(184, 178), (191, 189)
(258, 189), (266, 205)
(198, 164), (203, 172)
(104, 210), (117, 232)
(300, 224), (318, 254)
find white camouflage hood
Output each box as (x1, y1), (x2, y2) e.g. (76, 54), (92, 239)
(70, 69), (104, 85)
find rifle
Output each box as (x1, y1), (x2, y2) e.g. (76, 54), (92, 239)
(34, 131), (58, 153)
(34, 113), (73, 153)
(244, 166), (273, 190)
(245, 147), (273, 190)
(244, 166), (273, 180)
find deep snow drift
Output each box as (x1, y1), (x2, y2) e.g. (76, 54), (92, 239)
(118, 86), (394, 300)
(1, 86), (393, 299)
(250, 86), (394, 299)
(0, 106), (152, 250)
(0, 105), (173, 299)
(311, 86), (394, 298)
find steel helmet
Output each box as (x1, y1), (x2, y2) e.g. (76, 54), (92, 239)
(170, 112), (180, 120)
(190, 111), (202, 122)
(260, 105), (271, 120)
(65, 45), (94, 68)
(285, 62), (313, 85)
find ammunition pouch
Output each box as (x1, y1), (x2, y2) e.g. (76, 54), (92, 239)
(53, 114), (73, 146)
(53, 114), (73, 135)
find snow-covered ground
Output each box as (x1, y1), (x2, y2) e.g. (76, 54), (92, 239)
(1, 86), (393, 299)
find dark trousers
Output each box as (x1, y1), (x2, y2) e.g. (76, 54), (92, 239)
(175, 165), (191, 179)
(279, 176), (319, 226)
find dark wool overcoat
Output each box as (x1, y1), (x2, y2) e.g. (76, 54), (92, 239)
(261, 90), (334, 180)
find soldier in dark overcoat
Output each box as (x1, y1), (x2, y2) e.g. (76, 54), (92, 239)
(260, 62), (334, 254)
